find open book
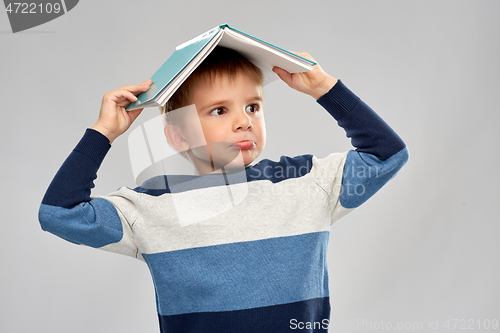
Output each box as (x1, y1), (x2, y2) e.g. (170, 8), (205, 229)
(126, 24), (316, 111)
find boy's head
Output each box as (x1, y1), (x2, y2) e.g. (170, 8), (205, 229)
(161, 47), (266, 174)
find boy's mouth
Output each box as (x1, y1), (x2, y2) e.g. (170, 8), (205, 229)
(231, 140), (255, 149)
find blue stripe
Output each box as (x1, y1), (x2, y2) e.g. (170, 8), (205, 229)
(41, 129), (111, 208)
(246, 155), (314, 182)
(142, 231), (330, 316)
(316, 80), (360, 120)
(317, 80), (406, 161)
(134, 155), (314, 196)
(158, 297), (330, 332)
(39, 198), (123, 248)
(340, 147), (409, 208)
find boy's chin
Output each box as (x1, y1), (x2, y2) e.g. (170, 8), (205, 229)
(189, 144), (260, 173)
(213, 152), (251, 172)
(239, 150), (259, 168)
(210, 143), (259, 169)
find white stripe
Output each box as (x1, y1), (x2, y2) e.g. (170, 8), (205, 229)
(60, 0), (68, 13)
(100, 152), (349, 255)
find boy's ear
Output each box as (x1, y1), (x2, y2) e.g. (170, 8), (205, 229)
(164, 124), (189, 152)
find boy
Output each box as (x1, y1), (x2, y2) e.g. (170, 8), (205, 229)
(39, 46), (408, 332)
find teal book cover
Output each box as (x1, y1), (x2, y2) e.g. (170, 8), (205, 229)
(126, 26), (221, 111)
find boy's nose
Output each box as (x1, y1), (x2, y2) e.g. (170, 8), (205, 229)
(234, 111), (252, 130)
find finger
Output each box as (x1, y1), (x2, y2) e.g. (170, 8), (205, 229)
(138, 79), (153, 88)
(127, 108), (143, 122)
(120, 80), (153, 94)
(287, 51), (314, 61)
(272, 67), (293, 86)
(133, 81), (152, 96)
(110, 90), (139, 105)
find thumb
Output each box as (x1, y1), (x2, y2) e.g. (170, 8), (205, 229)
(128, 108), (144, 123)
(273, 67), (293, 86)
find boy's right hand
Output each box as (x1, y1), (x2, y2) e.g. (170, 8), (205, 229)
(91, 79), (152, 144)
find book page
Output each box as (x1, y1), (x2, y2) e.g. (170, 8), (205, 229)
(219, 29), (313, 86)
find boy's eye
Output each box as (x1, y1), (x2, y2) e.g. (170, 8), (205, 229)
(245, 104), (260, 113)
(209, 108), (226, 116)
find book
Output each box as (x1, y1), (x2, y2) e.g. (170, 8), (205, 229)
(125, 24), (316, 111)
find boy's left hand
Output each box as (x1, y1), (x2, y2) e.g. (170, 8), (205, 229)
(273, 52), (338, 100)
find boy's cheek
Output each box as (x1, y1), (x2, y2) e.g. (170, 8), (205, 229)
(258, 121), (267, 142)
(183, 107), (208, 148)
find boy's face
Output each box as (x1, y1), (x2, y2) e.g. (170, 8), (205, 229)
(179, 72), (266, 174)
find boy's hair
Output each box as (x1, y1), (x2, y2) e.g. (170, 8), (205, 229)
(160, 46), (264, 126)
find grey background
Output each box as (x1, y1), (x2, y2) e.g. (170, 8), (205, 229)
(1, 0), (499, 332)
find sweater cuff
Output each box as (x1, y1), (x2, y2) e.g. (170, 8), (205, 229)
(73, 128), (111, 166)
(316, 80), (361, 120)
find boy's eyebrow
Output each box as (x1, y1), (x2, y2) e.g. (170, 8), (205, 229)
(247, 96), (264, 104)
(200, 96), (264, 111)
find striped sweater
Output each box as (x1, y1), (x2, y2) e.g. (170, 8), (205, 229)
(39, 80), (409, 332)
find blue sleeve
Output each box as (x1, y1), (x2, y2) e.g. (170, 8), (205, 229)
(39, 129), (124, 247)
(317, 80), (409, 208)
